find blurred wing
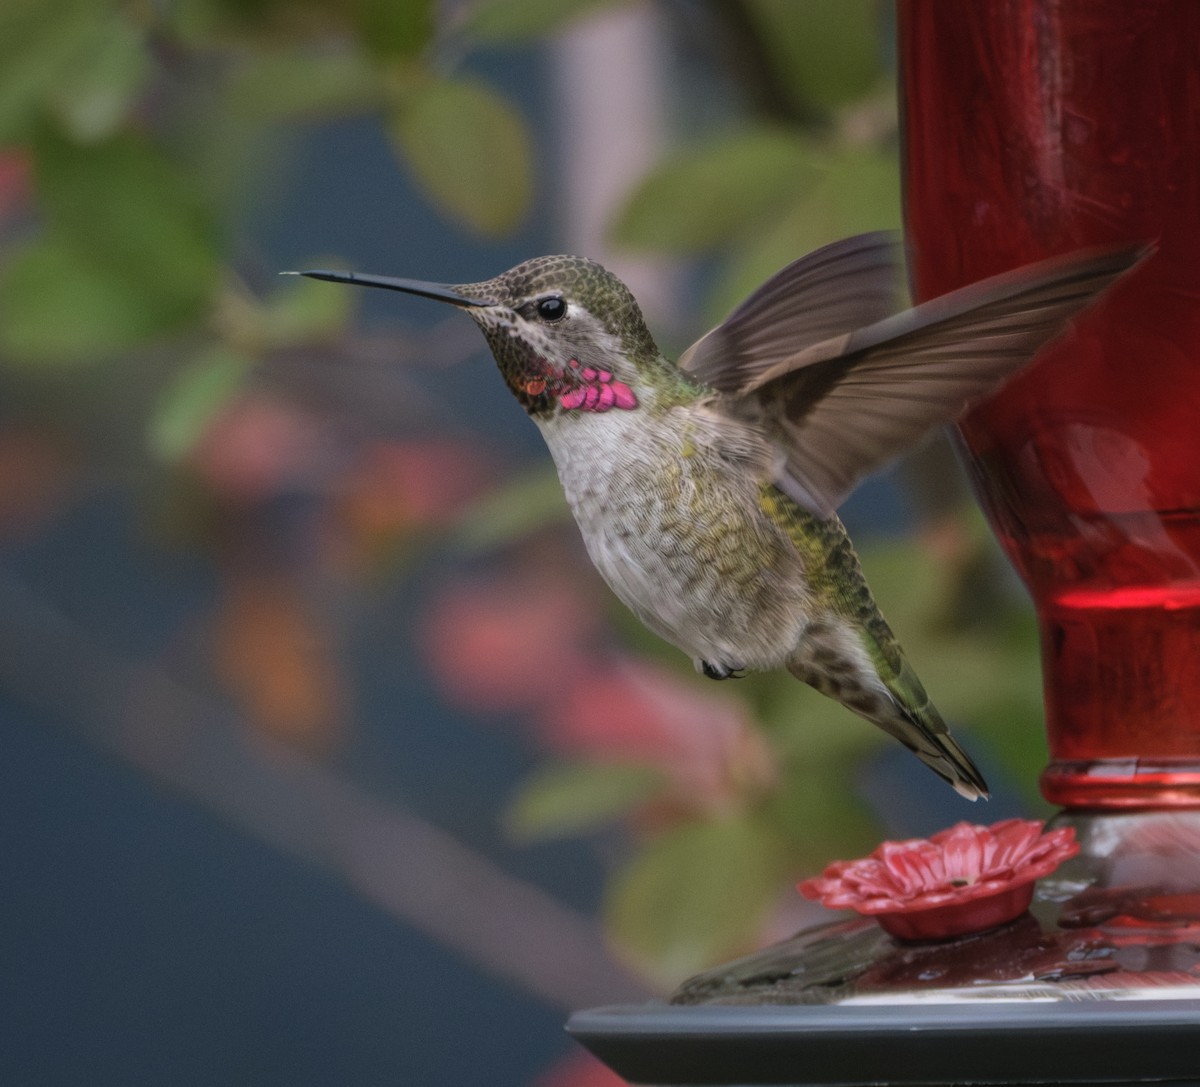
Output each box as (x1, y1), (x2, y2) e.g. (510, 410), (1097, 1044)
(743, 244), (1149, 516)
(678, 233), (903, 391)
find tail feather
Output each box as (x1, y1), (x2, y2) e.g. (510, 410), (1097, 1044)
(882, 654), (989, 800)
(870, 695), (989, 801)
(788, 619), (990, 800)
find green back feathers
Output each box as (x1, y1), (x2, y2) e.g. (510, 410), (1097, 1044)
(758, 480), (922, 705)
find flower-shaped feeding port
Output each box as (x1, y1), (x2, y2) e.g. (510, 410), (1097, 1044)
(799, 819), (1079, 942)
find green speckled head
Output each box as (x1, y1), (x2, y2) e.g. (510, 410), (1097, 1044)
(459, 255), (658, 357)
(445, 255), (692, 416)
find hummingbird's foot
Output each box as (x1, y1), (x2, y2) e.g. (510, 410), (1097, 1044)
(698, 659), (747, 681)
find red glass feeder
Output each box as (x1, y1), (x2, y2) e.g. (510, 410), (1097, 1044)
(902, 0), (1200, 810)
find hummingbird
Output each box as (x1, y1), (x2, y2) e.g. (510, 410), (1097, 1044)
(292, 234), (1141, 799)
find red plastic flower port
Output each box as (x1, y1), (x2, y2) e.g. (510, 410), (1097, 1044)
(798, 819), (1079, 942)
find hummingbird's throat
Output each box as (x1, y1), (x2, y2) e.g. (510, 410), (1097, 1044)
(513, 356), (638, 416)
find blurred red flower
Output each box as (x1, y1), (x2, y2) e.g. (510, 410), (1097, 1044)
(190, 393), (324, 503)
(422, 550), (602, 714)
(540, 656), (774, 809)
(799, 819), (1079, 941)
(340, 437), (493, 538)
(0, 150), (30, 222)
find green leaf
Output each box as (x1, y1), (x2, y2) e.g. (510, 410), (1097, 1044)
(1, 129), (222, 364)
(705, 144), (900, 318)
(605, 816), (792, 986)
(389, 78), (533, 236)
(354, 0), (435, 58)
(450, 465), (569, 552)
(148, 346), (253, 462)
(48, 16), (150, 142)
(0, 237), (173, 365)
(764, 749), (880, 867)
(0, 0), (110, 142)
(463, 0), (624, 43)
(805, 145), (902, 235)
(611, 129), (819, 254)
(745, 0), (885, 111)
(33, 127), (220, 326)
(505, 761), (665, 841)
(225, 50), (382, 122)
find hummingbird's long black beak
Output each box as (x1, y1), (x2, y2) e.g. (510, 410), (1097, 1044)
(283, 269), (495, 307)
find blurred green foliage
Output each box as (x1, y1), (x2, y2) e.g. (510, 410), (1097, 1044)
(391, 77), (533, 235)
(0, 0), (1046, 989)
(607, 813), (794, 989)
(0, 0), (537, 384)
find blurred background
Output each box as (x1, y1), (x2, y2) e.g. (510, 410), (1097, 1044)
(0, 1), (1049, 1083)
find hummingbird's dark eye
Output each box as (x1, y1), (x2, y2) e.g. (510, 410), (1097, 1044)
(536, 295), (567, 322)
